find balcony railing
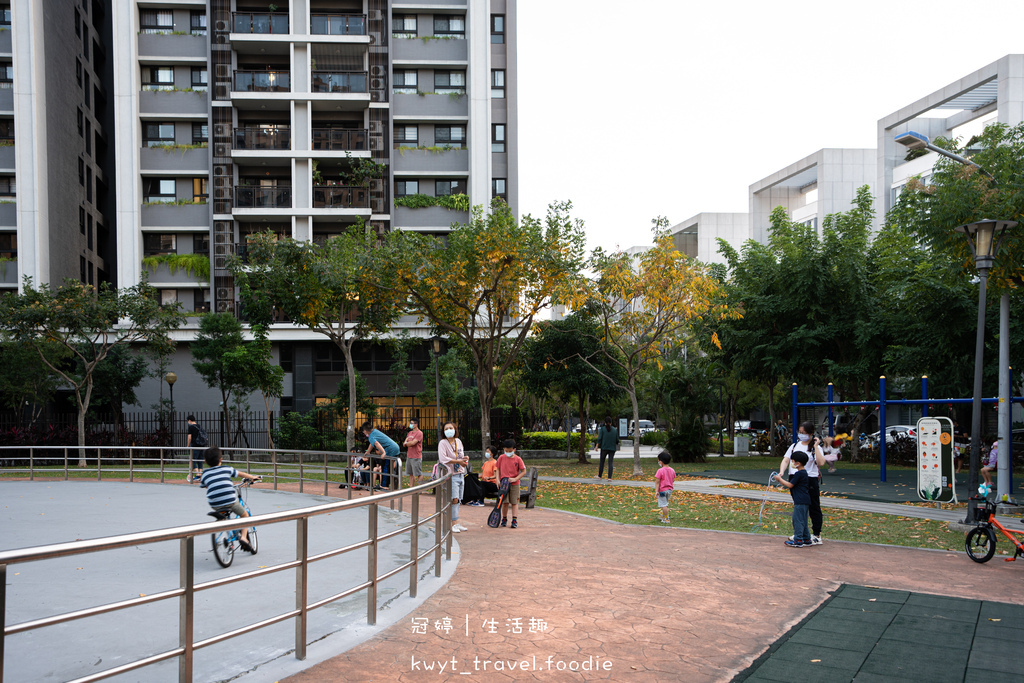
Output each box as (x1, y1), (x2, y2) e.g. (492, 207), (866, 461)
(312, 185), (369, 209)
(233, 70), (291, 93)
(233, 127), (292, 150)
(232, 12), (289, 34)
(311, 128), (368, 151)
(310, 13), (366, 35)
(311, 71), (366, 94)
(234, 186), (292, 209)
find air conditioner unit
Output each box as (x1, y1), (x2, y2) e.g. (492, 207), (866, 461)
(213, 188), (230, 200)
(370, 78), (384, 91)
(370, 65), (385, 77)
(216, 288), (230, 300)
(214, 20), (228, 32)
(370, 135), (383, 150)
(214, 64), (231, 78)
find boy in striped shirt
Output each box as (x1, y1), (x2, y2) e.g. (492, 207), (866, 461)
(199, 447), (261, 553)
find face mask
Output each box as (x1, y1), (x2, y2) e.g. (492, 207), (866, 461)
(444, 429), (455, 438)
(797, 433), (810, 443)
(409, 423), (415, 429)
(504, 450), (514, 457)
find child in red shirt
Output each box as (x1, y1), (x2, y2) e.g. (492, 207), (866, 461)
(655, 451), (676, 524)
(497, 438), (526, 528)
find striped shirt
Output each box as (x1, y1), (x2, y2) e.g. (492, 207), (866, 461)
(200, 465), (239, 509)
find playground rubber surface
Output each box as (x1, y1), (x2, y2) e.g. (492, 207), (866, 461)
(695, 466), (1024, 504)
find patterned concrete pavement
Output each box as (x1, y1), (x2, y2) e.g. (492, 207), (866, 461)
(283, 502), (1024, 683)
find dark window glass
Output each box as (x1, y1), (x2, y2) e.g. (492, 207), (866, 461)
(435, 179), (465, 196)
(491, 15), (504, 43)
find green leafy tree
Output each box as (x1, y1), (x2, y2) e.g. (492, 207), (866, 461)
(230, 227), (403, 450)
(381, 200), (586, 451)
(0, 277), (183, 463)
(84, 345), (149, 436)
(415, 347), (479, 415)
(191, 313), (252, 446)
(222, 324), (284, 448)
(0, 340), (69, 426)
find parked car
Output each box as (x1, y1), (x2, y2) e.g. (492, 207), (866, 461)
(629, 420), (656, 437)
(865, 425), (917, 448)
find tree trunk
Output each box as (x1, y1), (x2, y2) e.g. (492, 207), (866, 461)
(577, 392), (589, 463)
(767, 382), (776, 449)
(629, 383), (642, 475)
(477, 370), (493, 456)
(77, 396), (88, 467)
(344, 342), (357, 452)
(220, 386), (232, 448)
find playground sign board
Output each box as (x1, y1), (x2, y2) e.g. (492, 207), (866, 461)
(916, 416), (956, 503)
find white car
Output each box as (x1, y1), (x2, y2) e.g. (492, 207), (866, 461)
(629, 420), (656, 437)
(866, 425), (917, 447)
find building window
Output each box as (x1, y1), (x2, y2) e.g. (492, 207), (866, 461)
(194, 233), (209, 254)
(190, 67), (208, 91)
(79, 207), (86, 234)
(0, 118), (12, 142)
(434, 125), (465, 148)
(0, 176), (16, 196)
(74, 8), (80, 36)
(491, 15), (504, 43)
(86, 167), (92, 202)
(139, 9), (173, 34)
(85, 120), (91, 155)
(192, 178), (208, 203)
(78, 158), (85, 185)
(144, 234), (177, 255)
(143, 122), (174, 147)
(76, 59), (82, 86)
(82, 25), (88, 60)
(83, 73), (90, 107)
(392, 70), (418, 94)
(434, 70), (465, 93)
(142, 66), (174, 91)
(0, 232), (15, 258)
(80, 256), (86, 283)
(395, 180), (419, 196)
(432, 15), (465, 36)
(0, 63), (12, 89)
(492, 124), (505, 153)
(190, 11), (207, 35)
(492, 178), (506, 200)
(144, 178), (176, 203)
(435, 179), (465, 196)
(194, 288), (209, 313)
(86, 215), (93, 250)
(159, 289), (178, 307)
(491, 70), (505, 98)
(394, 125), (418, 146)
(393, 14), (416, 37)
(192, 123), (208, 145)
(77, 109), (84, 136)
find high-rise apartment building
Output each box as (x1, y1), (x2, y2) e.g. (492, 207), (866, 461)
(7, 0), (517, 414)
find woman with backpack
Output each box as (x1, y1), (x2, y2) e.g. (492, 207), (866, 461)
(593, 415), (620, 479)
(186, 415), (209, 483)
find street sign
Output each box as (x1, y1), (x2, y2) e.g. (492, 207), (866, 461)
(916, 416), (956, 503)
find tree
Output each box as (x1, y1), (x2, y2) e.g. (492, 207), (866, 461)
(230, 227), (403, 451)
(84, 345), (148, 437)
(0, 278), (183, 464)
(572, 219), (732, 474)
(223, 324), (283, 448)
(380, 200), (586, 452)
(415, 346), (479, 415)
(521, 312), (622, 462)
(650, 357), (718, 462)
(191, 313), (252, 446)
(0, 340), (69, 426)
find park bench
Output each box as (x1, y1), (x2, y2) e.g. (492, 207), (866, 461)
(481, 466), (539, 509)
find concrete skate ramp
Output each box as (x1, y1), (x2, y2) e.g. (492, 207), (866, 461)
(0, 481), (457, 683)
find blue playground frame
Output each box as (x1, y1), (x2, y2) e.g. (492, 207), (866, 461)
(791, 373), (1020, 487)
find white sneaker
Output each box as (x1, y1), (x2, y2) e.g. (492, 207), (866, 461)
(452, 526), (462, 533)
(454, 524), (467, 532)
(787, 535), (795, 541)
(810, 535), (823, 545)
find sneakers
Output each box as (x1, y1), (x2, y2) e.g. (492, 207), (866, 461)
(500, 518), (507, 527)
(239, 539), (254, 553)
(451, 526), (462, 533)
(186, 473), (193, 483)
(510, 518), (518, 529)
(785, 540), (809, 547)
(453, 524), (467, 532)
(810, 535), (823, 545)
(660, 518), (670, 524)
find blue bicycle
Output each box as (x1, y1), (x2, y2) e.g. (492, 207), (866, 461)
(208, 478), (261, 568)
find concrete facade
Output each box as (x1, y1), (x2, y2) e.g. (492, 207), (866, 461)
(668, 212), (749, 266)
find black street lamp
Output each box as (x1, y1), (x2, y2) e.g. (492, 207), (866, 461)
(430, 335), (443, 444)
(955, 219), (1016, 522)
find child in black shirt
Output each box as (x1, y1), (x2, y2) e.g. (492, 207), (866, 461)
(774, 452), (811, 547)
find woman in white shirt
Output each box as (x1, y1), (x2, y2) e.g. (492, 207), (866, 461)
(778, 421), (827, 545)
(437, 421), (469, 533)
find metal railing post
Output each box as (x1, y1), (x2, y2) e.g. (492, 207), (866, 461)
(444, 477), (452, 561)
(62, 447), (67, 480)
(323, 453), (328, 496)
(409, 493), (419, 598)
(434, 480), (443, 577)
(367, 502), (378, 626)
(160, 448), (165, 483)
(97, 448), (102, 481)
(1, 563), (6, 683)
(295, 517), (308, 660)
(29, 447), (34, 481)
(880, 375), (888, 483)
(178, 536), (194, 683)
(273, 449), (279, 490)
(129, 448), (134, 483)
(299, 451), (304, 493)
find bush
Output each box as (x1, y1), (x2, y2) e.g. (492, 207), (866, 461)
(641, 431), (668, 446)
(664, 421), (709, 463)
(521, 431), (593, 451)
(274, 412), (321, 451)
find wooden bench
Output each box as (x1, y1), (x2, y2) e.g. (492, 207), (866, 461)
(481, 467), (539, 509)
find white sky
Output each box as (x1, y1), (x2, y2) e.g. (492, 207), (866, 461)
(516, 0), (1024, 253)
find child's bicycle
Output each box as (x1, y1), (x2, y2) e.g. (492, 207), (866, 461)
(965, 495), (1024, 563)
(207, 478), (261, 568)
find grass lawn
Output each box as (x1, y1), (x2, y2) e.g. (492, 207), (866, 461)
(532, 481), (978, 553)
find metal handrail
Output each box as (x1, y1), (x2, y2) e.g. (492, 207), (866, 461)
(310, 70), (367, 94)
(310, 13), (367, 36)
(231, 11), (289, 35)
(0, 445), (454, 683)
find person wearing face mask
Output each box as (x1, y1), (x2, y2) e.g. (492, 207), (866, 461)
(403, 419), (424, 486)
(477, 445), (500, 501)
(438, 422), (469, 532)
(778, 421), (828, 545)
(497, 438), (527, 528)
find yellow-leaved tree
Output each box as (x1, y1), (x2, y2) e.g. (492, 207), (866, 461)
(571, 218), (734, 474)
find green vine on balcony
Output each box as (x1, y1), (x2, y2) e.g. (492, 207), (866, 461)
(396, 145), (464, 156)
(148, 142), (209, 154)
(141, 253), (211, 282)
(143, 199), (208, 206)
(0, 254), (15, 277)
(394, 193), (469, 211)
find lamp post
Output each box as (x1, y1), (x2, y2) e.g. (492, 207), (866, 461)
(954, 220), (1014, 521)
(164, 372), (177, 437)
(430, 335), (443, 444)
(895, 131), (1015, 503)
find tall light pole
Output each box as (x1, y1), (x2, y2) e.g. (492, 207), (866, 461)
(895, 131), (1017, 504)
(165, 372), (177, 442)
(430, 335), (443, 444)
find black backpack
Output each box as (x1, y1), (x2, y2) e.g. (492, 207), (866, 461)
(193, 424), (209, 448)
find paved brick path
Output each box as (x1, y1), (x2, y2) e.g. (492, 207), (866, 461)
(283, 503), (1024, 683)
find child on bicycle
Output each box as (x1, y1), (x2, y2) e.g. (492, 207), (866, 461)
(199, 446), (261, 553)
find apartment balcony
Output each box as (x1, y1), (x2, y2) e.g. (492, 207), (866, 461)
(140, 202), (209, 228)
(392, 37), (467, 63)
(392, 0), (465, 4)
(139, 145), (209, 173)
(311, 128), (368, 152)
(312, 185), (368, 209)
(234, 186), (292, 209)
(394, 205), (468, 229)
(0, 201), (14, 227)
(311, 71), (366, 94)
(142, 258), (210, 285)
(310, 14), (366, 36)
(232, 70), (291, 93)
(393, 92), (467, 119)
(0, 88), (12, 113)
(0, 142), (13, 170)
(0, 257), (15, 286)
(232, 12), (289, 34)
(137, 33), (207, 60)
(232, 127), (291, 150)
(394, 147), (468, 174)
(139, 89), (208, 116)
(0, 30), (11, 55)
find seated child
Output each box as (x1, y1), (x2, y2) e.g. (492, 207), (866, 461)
(981, 438), (998, 487)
